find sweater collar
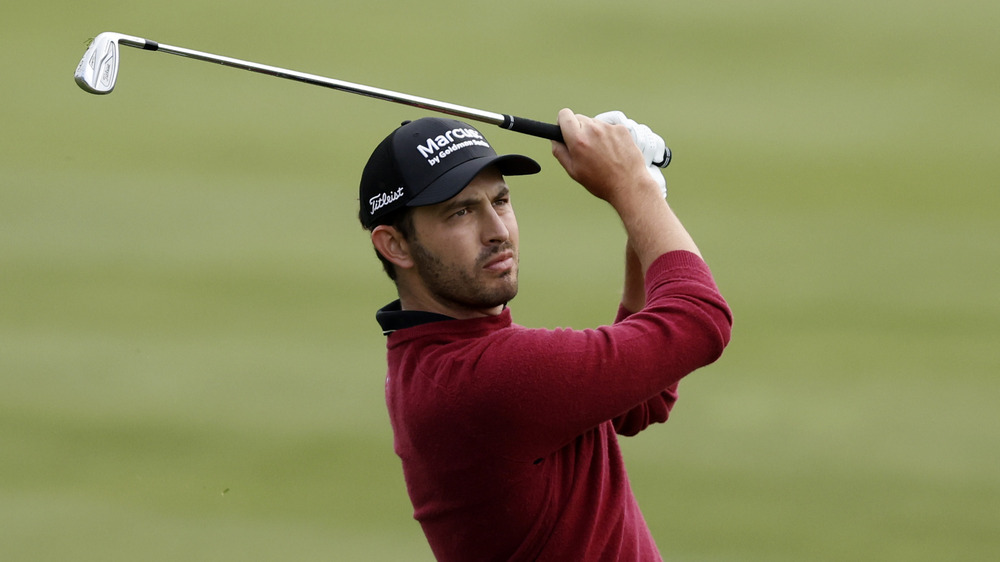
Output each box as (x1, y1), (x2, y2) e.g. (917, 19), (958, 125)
(375, 300), (453, 335)
(375, 300), (511, 336)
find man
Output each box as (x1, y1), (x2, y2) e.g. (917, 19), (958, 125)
(358, 109), (732, 561)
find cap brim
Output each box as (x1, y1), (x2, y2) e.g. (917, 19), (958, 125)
(407, 154), (540, 208)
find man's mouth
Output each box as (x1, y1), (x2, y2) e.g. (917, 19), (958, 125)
(482, 250), (516, 272)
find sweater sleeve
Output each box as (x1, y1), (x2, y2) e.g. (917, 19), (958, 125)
(610, 293), (679, 436)
(465, 251), (733, 460)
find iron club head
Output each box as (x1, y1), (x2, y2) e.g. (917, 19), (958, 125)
(75, 33), (122, 94)
(74, 32), (151, 94)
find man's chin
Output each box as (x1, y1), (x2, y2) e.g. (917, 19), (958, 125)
(483, 278), (518, 308)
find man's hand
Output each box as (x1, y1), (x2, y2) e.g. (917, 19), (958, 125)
(551, 109), (661, 206)
(594, 111), (667, 199)
(552, 108), (701, 270)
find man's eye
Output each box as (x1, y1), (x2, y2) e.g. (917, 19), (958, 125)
(454, 208), (468, 217)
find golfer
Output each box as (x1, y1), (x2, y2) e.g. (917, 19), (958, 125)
(358, 109), (732, 561)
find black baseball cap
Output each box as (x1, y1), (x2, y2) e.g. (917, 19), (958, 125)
(359, 117), (541, 229)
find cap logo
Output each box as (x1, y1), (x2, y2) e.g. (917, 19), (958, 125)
(369, 186), (405, 215)
(416, 127), (491, 167)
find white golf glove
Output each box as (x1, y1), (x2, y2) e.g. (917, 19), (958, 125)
(594, 111), (667, 198)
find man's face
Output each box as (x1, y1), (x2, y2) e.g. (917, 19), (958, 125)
(406, 167), (519, 317)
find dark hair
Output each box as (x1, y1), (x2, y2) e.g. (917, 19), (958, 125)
(361, 205), (415, 282)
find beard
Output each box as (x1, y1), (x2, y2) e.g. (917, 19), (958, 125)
(409, 240), (519, 311)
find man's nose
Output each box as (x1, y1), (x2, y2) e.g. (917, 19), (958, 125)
(482, 207), (510, 245)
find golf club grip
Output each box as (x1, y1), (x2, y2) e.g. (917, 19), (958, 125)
(501, 115), (564, 143)
(500, 114), (672, 168)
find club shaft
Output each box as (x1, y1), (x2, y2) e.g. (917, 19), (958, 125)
(122, 38), (539, 133)
(99, 34), (669, 167)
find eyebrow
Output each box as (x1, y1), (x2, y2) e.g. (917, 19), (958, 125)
(439, 185), (510, 215)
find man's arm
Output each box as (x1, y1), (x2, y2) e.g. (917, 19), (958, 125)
(552, 109), (717, 440)
(593, 111), (667, 314)
(467, 252), (731, 459)
(621, 240), (645, 313)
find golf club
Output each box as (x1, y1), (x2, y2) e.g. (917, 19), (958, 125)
(74, 32), (671, 167)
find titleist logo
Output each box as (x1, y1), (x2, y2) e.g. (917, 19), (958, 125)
(369, 186), (405, 214)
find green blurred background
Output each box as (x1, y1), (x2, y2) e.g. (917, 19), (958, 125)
(3, 0), (997, 559)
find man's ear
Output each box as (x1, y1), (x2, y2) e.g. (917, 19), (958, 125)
(371, 225), (414, 270)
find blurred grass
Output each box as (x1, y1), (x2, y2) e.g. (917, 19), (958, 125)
(3, 0), (998, 560)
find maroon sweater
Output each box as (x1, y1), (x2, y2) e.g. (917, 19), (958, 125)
(378, 251), (733, 561)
